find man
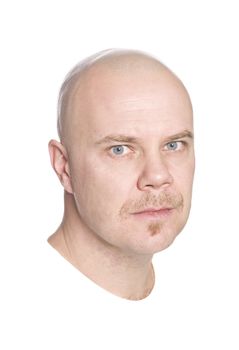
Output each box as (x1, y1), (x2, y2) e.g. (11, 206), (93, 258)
(48, 49), (195, 300)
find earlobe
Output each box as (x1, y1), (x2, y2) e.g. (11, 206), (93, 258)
(48, 139), (74, 194)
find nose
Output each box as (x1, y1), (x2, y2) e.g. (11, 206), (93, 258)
(137, 153), (173, 191)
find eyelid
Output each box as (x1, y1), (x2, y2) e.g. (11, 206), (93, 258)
(167, 139), (185, 144)
(170, 139), (186, 144)
(109, 144), (130, 149)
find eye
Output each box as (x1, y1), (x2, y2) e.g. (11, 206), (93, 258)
(165, 141), (184, 151)
(110, 145), (129, 156)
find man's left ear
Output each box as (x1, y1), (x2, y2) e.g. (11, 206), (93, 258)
(48, 139), (74, 194)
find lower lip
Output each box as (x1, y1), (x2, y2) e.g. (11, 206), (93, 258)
(132, 209), (174, 219)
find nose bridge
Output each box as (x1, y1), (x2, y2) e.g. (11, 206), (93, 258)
(137, 148), (173, 191)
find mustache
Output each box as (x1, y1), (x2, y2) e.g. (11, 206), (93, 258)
(119, 192), (184, 218)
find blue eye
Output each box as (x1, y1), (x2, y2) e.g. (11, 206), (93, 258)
(111, 145), (126, 155)
(167, 142), (178, 150)
(166, 141), (184, 151)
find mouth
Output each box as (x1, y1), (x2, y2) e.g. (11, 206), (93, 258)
(131, 207), (174, 219)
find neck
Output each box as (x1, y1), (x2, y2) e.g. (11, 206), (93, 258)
(48, 192), (155, 300)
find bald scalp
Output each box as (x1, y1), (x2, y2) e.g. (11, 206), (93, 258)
(57, 50), (166, 144)
(57, 49), (189, 149)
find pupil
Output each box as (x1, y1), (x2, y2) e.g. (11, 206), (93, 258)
(114, 146), (123, 154)
(169, 142), (177, 149)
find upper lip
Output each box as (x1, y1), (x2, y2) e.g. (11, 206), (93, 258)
(133, 207), (173, 214)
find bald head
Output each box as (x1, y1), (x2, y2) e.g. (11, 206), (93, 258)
(57, 49), (192, 149)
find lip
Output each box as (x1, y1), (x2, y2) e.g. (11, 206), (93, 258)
(132, 207), (174, 218)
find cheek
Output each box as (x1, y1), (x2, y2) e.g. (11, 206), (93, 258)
(71, 158), (135, 220)
(168, 158), (195, 206)
(169, 151), (195, 184)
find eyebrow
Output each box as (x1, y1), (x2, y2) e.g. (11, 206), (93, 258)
(95, 130), (194, 145)
(95, 135), (140, 145)
(165, 130), (194, 142)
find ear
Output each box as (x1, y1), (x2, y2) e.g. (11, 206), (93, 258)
(48, 139), (73, 194)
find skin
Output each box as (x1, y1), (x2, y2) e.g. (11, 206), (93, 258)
(48, 51), (195, 300)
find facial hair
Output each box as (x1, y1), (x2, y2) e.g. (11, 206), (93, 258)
(119, 191), (184, 219)
(119, 191), (184, 236)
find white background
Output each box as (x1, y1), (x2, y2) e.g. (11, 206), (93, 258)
(1, 0), (239, 348)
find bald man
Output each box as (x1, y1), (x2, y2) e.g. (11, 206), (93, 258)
(48, 49), (195, 300)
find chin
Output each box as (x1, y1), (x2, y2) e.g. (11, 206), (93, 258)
(132, 223), (185, 255)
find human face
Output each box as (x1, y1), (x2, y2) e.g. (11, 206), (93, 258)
(67, 67), (195, 256)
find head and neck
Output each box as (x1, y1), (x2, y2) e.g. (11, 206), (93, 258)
(48, 49), (195, 300)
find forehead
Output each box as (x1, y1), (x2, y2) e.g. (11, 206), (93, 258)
(71, 65), (193, 143)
